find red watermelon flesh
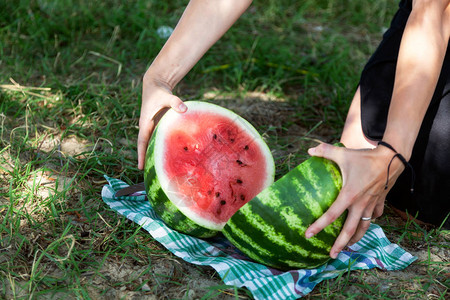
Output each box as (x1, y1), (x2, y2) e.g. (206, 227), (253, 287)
(163, 111), (271, 225)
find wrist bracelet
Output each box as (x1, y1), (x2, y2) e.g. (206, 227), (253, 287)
(377, 141), (415, 193)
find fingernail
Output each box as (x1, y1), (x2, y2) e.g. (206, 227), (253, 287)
(305, 231), (314, 239)
(330, 251), (338, 259)
(307, 147), (316, 155)
(178, 103), (187, 112)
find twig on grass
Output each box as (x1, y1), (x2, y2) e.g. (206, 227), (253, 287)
(89, 51), (123, 77)
(0, 78), (51, 99)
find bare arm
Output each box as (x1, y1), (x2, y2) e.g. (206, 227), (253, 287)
(306, 0), (450, 258)
(384, 0), (450, 158)
(138, 0), (253, 169)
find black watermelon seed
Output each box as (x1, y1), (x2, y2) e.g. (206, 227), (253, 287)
(236, 159), (243, 165)
(236, 179), (243, 184)
(240, 194), (246, 201)
(215, 192), (220, 197)
(244, 145), (249, 150)
(220, 200), (226, 205)
(213, 134), (217, 139)
(183, 146), (188, 151)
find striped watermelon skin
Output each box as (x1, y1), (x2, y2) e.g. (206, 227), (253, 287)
(144, 133), (218, 238)
(222, 156), (346, 270)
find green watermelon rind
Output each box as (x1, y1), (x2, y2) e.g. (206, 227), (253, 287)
(222, 156), (346, 270)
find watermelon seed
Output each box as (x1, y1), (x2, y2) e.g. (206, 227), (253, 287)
(230, 138), (235, 142)
(236, 159), (247, 167)
(240, 194), (245, 201)
(244, 145), (249, 150)
(183, 146), (188, 151)
(236, 179), (243, 184)
(215, 192), (220, 197)
(207, 190), (212, 195)
(220, 200), (226, 205)
(213, 134), (217, 139)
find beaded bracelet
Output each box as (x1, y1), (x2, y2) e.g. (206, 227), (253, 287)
(377, 141), (415, 193)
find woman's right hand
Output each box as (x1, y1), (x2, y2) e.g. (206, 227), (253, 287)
(137, 75), (187, 170)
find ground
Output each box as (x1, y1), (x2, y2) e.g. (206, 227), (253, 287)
(0, 1), (448, 297)
(1, 93), (448, 299)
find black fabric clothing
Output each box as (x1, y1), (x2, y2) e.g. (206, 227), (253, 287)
(359, 0), (450, 228)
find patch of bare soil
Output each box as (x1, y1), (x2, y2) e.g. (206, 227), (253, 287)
(353, 208), (450, 298)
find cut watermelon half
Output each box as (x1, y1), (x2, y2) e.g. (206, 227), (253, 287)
(144, 101), (275, 237)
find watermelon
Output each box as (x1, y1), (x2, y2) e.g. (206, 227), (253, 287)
(144, 100), (346, 269)
(222, 155), (346, 270)
(144, 101), (275, 238)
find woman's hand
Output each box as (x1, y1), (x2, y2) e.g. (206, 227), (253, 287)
(136, 0), (253, 170)
(305, 142), (405, 258)
(137, 75), (187, 170)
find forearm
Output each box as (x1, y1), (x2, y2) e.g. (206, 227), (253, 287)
(383, 0), (450, 159)
(144, 0), (253, 89)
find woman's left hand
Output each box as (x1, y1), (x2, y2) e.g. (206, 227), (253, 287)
(304, 142), (405, 258)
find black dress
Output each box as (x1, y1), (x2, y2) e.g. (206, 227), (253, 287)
(359, 0), (450, 228)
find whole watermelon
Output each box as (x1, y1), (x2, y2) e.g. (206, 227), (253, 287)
(222, 155), (346, 270)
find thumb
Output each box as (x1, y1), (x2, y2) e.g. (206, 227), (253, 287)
(170, 96), (187, 113)
(308, 143), (344, 165)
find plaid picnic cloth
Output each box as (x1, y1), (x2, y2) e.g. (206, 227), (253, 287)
(101, 176), (416, 299)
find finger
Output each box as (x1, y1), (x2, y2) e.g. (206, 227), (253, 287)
(328, 208), (363, 258)
(137, 118), (155, 170)
(170, 97), (187, 113)
(305, 191), (351, 239)
(371, 186), (388, 219)
(373, 194), (386, 219)
(348, 201), (377, 246)
(137, 97), (187, 170)
(137, 104), (163, 170)
(347, 218), (372, 246)
(137, 105), (168, 170)
(308, 142), (346, 165)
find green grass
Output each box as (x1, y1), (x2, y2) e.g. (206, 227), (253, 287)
(1, 0), (449, 299)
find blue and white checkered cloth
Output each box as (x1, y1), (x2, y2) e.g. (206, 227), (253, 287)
(101, 175), (416, 299)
